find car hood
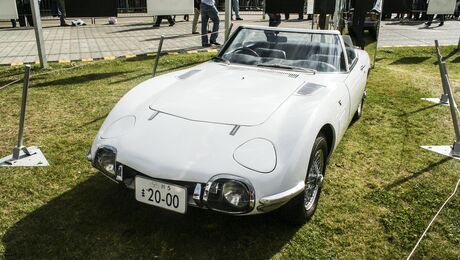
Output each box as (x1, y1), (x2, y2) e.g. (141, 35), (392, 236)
(149, 63), (306, 126)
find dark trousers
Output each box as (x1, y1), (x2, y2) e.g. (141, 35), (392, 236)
(268, 13), (281, 27)
(352, 13), (366, 49)
(11, 19), (17, 28)
(201, 3), (220, 44)
(154, 16), (175, 26)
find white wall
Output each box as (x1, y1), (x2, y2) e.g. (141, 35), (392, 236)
(0, 0), (18, 20)
(147, 0), (194, 16)
(427, 0), (457, 14)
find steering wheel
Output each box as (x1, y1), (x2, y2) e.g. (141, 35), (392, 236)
(231, 47), (260, 57)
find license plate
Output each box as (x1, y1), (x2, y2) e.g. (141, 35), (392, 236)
(135, 176), (187, 214)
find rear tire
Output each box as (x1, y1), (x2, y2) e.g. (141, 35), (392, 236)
(279, 133), (328, 226)
(353, 91), (366, 121)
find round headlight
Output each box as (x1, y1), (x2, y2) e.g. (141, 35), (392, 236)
(94, 146), (117, 176)
(222, 181), (250, 208)
(203, 175), (255, 214)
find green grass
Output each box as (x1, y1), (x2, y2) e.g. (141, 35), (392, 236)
(0, 46), (459, 259)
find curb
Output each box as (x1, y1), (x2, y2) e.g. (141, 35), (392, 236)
(8, 48), (219, 67)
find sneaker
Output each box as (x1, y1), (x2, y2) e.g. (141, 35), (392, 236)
(236, 17), (243, 21)
(439, 22), (444, 26)
(153, 25), (160, 28)
(192, 31), (200, 34)
(202, 43), (212, 47)
(169, 23), (175, 27)
(425, 21), (431, 26)
(210, 41), (221, 46)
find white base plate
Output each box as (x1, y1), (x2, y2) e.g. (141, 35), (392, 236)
(421, 145), (460, 161)
(421, 98), (449, 106)
(0, 146), (49, 166)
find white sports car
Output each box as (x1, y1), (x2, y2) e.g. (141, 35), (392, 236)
(88, 25), (370, 224)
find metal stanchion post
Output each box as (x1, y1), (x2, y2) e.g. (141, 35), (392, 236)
(442, 63), (460, 157)
(436, 40), (450, 104)
(30, 0), (48, 69)
(225, 0), (232, 42)
(12, 66), (33, 160)
(225, 22), (234, 42)
(262, 0), (266, 20)
(152, 36), (165, 77)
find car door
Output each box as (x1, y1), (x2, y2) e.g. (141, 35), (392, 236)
(345, 49), (367, 118)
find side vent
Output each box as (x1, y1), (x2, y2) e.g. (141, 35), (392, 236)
(178, 69), (201, 79)
(297, 83), (325, 95)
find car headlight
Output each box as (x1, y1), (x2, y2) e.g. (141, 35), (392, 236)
(233, 138), (277, 173)
(203, 175), (255, 214)
(93, 146), (117, 176)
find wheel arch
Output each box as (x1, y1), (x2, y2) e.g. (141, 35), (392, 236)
(319, 124), (336, 158)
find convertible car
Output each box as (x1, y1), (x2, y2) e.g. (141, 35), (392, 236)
(88, 25), (370, 224)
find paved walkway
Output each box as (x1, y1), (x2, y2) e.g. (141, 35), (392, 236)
(0, 16), (459, 66)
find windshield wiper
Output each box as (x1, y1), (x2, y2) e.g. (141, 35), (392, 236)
(212, 56), (230, 64)
(257, 63), (316, 74)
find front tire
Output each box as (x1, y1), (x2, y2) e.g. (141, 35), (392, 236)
(279, 133), (328, 225)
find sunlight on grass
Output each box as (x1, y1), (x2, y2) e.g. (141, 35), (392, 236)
(0, 47), (459, 258)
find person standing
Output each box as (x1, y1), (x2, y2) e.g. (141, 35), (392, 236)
(192, 0), (201, 34)
(153, 16), (175, 28)
(232, 0), (243, 20)
(425, 14), (445, 26)
(52, 0), (69, 26)
(201, 0), (220, 47)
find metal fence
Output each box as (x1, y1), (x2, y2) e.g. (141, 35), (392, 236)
(38, 0), (264, 17)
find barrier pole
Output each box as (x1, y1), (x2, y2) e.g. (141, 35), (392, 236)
(441, 61), (460, 156)
(152, 35), (164, 77)
(225, 0), (232, 42)
(12, 66), (32, 160)
(30, 0), (48, 69)
(225, 22), (234, 42)
(435, 40), (450, 104)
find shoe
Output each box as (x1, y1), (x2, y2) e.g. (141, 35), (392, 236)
(424, 22), (431, 26)
(236, 17), (243, 21)
(439, 22), (444, 26)
(60, 22), (70, 26)
(210, 41), (221, 46)
(202, 43), (211, 47)
(169, 23), (175, 27)
(153, 25), (160, 28)
(192, 31), (200, 34)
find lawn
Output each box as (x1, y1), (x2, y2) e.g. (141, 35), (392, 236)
(0, 46), (459, 259)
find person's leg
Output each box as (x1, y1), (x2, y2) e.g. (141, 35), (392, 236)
(234, 0), (241, 19)
(193, 8), (200, 33)
(439, 14), (445, 26)
(209, 5), (220, 44)
(11, 19), (17, 28)
(167, 15), (175, 26)
(154, 16), (163, 27)
(201, 5), (210, 46)
(285, 13), (289, 20)
(425, 14), (433, 26)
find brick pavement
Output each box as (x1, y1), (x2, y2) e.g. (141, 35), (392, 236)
(0, 15), (459, 66)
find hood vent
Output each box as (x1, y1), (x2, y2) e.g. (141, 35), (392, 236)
(297, 82), (325, 95)
(178, 69), (201, 79)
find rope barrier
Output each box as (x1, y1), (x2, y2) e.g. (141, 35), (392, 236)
(407, 178), (460, 259)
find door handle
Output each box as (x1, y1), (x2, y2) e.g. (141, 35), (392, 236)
(360, 65), (366, 71)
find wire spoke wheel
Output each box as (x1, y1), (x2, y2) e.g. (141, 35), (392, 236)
(304, 149), (324, 211)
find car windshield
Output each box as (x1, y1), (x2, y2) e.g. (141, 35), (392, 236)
(218, 28), (346, 73)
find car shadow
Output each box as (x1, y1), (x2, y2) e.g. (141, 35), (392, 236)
(3, 174), (299, 259)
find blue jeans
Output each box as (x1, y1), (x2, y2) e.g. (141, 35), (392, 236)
(232, 0), (240, 18)
(201, 3), (220, 45)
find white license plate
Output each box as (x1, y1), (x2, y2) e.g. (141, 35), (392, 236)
(135, 176), (187, 214)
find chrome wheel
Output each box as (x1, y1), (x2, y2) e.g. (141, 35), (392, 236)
(304, 149), (324, 211)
